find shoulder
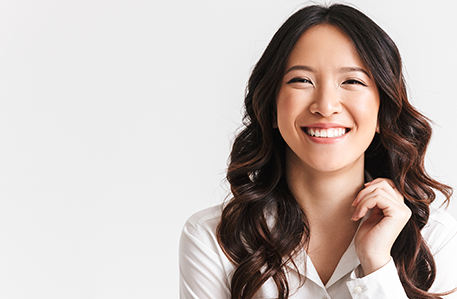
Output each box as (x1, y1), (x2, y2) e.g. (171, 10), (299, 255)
(421, 205), (457, 255)
(181, 205), (223, 253)
(179, 206), (234, 297)
(184, 204), (222, 234)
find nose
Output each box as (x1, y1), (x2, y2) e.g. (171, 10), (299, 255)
(309, 83), (343, 117)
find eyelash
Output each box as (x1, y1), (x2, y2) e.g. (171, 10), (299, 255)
(286, 77), (312, 84)
(343, 79), (366, 86)
(286, 78), (367, 86)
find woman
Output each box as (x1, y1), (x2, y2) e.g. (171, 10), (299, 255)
(180, 4), (457, 299)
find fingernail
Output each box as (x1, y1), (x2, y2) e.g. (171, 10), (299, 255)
(352, 198), (358, 207)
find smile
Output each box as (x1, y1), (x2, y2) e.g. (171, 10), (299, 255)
(304, 127), (348, 138)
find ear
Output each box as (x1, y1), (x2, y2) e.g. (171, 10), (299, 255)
(376, 122), (380, 133)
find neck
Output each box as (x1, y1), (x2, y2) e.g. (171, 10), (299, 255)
(285, 150), (366, 225)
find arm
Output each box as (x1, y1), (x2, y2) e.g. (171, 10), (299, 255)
(351, 179), (457, 298)
(349, 178), (411, 298)
(351, 178), (411, 275)
(345, 212), (457, 299)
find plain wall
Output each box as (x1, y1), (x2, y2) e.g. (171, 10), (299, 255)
(0, 0), (455, 298)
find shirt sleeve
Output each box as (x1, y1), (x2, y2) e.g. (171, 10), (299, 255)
(179, 215), (231, 299)
(345, 258), (408, 298)
(345, 207), (457, 299)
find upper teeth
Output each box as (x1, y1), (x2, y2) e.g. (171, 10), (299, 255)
(306, 127), (346, 138)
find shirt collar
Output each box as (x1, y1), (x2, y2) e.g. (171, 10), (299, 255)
(283, 171), (374, 287)
(284, 210), (372, 288)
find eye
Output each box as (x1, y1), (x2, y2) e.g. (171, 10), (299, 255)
(343, 79), (366, 86)
(286, 77), (313, 84)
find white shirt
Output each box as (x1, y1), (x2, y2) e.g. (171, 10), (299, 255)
(179, 204), (457, 298)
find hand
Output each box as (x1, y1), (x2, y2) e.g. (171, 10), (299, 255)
(351, 178), (412, 275)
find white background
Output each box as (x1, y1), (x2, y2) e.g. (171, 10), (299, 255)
(0, 0), (456, 298)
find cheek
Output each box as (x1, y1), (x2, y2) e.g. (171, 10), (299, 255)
(276, 91), (306, 123)
(358, 103), (379, 119)
(352, 93), (380, 121)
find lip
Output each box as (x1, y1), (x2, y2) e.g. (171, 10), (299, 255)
(301, 123), (350, 144)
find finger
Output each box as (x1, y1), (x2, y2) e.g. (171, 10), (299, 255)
(365, 177), (395, 188)
(352, 193), (393, 221)
(352, 191), (410, 222)
(353, 185), (394, 207)
(353, 184), (404, 218)
(353, 179), (402, 207)
(369, 180), (402, 202)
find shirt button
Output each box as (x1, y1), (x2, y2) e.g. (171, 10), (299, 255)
(354, 285), (363, 294)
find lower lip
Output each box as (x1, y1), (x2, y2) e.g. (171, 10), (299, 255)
(302, 128), (348, 144)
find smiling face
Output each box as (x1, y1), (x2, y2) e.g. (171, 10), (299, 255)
(276, 24), (380, 174)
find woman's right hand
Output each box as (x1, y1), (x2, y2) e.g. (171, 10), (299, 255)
(351, 178), (411, 275)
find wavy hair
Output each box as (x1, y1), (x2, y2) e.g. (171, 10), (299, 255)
(217, 4), (453, 299)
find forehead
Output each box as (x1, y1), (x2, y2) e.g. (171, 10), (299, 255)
(286, 24), (366, 70)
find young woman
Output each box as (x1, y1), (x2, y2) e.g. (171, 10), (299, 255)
(179, 4), (457, 299)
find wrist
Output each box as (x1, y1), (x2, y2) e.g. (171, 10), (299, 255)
(359, 255), (391, 276)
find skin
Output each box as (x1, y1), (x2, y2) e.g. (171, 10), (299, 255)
(275, 24), (411, 284)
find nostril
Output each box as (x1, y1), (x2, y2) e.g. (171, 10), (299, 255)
(309, 101), (343, 117)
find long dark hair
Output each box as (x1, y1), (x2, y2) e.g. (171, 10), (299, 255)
(217, 4), (453, 299)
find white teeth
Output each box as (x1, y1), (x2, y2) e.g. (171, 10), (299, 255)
(320, 130), (327, 137)
(306, 127), (347, 138)
(327, 129), (334, 138)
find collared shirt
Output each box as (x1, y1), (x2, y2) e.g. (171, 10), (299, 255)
(179, 204), (457, 298)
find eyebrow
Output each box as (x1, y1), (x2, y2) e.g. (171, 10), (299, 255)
(284, 65), (314, 74)
(338, 67), (371, 77)
(284, 65), (371, 77)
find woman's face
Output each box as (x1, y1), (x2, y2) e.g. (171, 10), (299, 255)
(276, 24), (380, 174)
